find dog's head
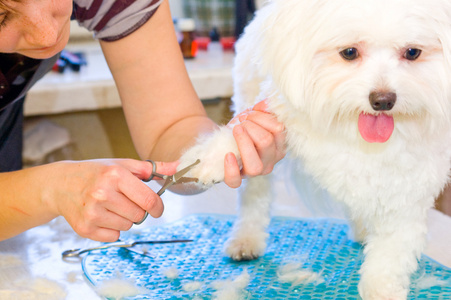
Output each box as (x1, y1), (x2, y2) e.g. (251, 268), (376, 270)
(252, 0), (451, 143)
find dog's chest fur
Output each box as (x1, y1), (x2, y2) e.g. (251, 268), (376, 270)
(268, 99), (451, 214)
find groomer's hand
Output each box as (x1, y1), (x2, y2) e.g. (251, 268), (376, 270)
(223, 99), (287, 188)
(49, 159), (177, 242)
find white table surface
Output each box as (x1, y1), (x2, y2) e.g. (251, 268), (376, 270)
(1, 161), (450, 299)
(25, 40), (235, 116)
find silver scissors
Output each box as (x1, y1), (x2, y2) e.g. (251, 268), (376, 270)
(135, 159), (201, 225)
(62, 239), (193, 258)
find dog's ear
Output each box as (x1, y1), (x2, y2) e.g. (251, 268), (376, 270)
(413, 1), (451, 126)
(252, 1), (313, 110)
(431, 6), (451, 75)
(240, 0), (336, 111)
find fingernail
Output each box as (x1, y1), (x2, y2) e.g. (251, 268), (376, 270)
(253, 99), (269, 112)
(238, 114), (248, 122)
(225, 153), (233, 165)
(234, 124), (244, 134)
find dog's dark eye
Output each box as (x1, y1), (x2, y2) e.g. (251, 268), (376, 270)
(340, 48), (359, 61)
(404, 48), (422, 60)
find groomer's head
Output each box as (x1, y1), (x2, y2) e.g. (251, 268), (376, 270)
(0, 0), (72, 59)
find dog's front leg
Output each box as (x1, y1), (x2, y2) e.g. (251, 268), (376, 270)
(358, 203), (430, 300)
(178, 126), (239, 187)
(224, 175), (273, 260)
(179, 126), (272, 260)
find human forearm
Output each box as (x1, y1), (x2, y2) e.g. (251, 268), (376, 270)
(0, 164), (59, 240)
(99, 1), (214, 162)
(147, 115), (217, 162)
(0, 159), (169, 242)
(99, 0), (287, 192)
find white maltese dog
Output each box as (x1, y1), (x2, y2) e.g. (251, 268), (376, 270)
(179, 0), (451, 298)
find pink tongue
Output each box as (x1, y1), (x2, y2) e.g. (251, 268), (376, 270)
(358, 113), (394, 143)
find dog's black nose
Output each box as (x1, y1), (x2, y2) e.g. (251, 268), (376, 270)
(369, 91), (397, 111)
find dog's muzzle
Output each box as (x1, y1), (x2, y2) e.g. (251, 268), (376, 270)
(369, 91), (397, 111)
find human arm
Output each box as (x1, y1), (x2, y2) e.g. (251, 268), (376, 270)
(0, 159), (177, 242)
(99, 0), (286, 189)
(0, 0), (285, 242)
(99, 0), (213, 163)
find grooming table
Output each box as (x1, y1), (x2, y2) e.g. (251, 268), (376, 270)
(82, 214), (451, 299)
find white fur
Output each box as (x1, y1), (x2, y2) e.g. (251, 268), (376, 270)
(95, 278), (147, 300)
(182, 281), (203, 292)
(211, 269), (251, 300)
(178, 0), (451, 299)
(179, 127), (240, 186)
(277, 262), (324, 286)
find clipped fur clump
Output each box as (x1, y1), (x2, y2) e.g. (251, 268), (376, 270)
(162, 266), (179, 280)
(95, 278), (147, 300)
(277, 262), (324, 286)
(0, 277), (67, 300)
(211, 269), (251, 300)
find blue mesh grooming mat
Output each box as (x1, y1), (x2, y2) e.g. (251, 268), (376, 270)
(82, 214), (451, 299)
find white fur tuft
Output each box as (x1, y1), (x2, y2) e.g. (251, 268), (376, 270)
(178, 126), (239, 187)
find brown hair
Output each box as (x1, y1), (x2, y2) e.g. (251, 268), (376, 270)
(0, 0), (20, 13)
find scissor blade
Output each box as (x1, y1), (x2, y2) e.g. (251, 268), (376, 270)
(156, 160), (201, 196)
(126, 240), (193, 257)
(157, 176), (176, 196)
(126, 247), (155, 258)
(133, 239), (193, 245)
(173, 159), (201, 181)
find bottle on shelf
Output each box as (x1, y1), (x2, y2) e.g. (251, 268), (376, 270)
(177, 18), (198, 59)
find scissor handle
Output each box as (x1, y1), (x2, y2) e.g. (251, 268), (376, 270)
(134, 180), (172, 225)
(144, 160), (157, 182)
(62, 248), (85, 258)
(134, 212), (148, 225)
(61, 241), (131, 258)
(144, 160), (169, 182)
(136, 159), (200, 225)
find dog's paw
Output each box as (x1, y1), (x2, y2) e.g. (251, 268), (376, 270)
(178, 127), (239, 187)
(358, 275), (408, 300)
(224, 230), (268, 261)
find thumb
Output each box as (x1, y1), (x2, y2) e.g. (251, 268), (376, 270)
(252, 99), (269, 112)
(127, 159), (180, 181)
(153, 160), (180, 176)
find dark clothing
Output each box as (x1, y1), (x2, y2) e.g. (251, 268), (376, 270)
(0, 55), (58, 172)
(0, 97), (24, 171)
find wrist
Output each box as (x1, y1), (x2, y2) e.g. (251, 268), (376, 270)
(37, 161), (70, 218)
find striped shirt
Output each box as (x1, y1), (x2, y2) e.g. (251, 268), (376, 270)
(73, 0), (163, 41)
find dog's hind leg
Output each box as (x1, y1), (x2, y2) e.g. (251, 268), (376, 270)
(224, 174), (273, 261)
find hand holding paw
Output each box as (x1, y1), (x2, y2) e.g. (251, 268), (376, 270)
(178, 99), (287, 189)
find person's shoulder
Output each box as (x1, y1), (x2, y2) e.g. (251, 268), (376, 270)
(72, 0), (164, 41)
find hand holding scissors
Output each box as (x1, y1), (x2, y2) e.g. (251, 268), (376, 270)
(135, 159), (200, 225)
